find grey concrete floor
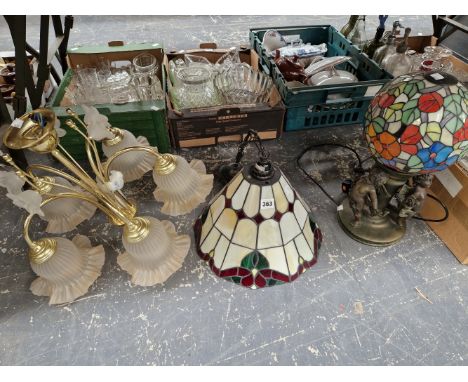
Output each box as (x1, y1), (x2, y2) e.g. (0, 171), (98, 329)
(0, 15), (467, 366)
(0, 15), (435, 52)
(1, 126), (467, 366)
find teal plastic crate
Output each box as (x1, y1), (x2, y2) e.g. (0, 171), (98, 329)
(249, 25), (393, 131)
(48, 42), (171, 159)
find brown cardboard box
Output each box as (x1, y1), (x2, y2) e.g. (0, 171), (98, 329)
(164, 44), (285, 148)
(421, 162), (468, 264)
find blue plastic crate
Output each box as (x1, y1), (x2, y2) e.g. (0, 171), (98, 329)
(250, 25), (393, 131)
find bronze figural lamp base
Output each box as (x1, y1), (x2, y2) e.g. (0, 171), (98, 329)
(337, 163), (431, 247)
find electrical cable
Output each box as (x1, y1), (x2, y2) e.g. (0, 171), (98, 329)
(296, 142), (364, 206)
(413, 193), (449, 222)
(296, 142), (449, 223)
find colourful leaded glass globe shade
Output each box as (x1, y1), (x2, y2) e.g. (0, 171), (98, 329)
(365, 71), (468, 174)
(194, 158), (322, 289)
(338, 71), (467, 247)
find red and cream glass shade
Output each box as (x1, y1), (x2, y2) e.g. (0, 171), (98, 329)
(194, 164), (322, 289)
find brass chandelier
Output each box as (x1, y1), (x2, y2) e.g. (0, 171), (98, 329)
(0, 107), (213, 304)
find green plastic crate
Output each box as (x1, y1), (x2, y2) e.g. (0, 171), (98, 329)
(48, 42), (170, 159)
(249, 25), (393, 131)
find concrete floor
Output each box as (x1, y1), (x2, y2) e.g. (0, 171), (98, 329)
(0, 15), (435, 52)
(1, 126), (467, 366)
(0, 15), (467, 366)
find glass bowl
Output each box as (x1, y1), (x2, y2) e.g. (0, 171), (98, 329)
(214, 63), (273, 104)
(172, 65), (221, 109)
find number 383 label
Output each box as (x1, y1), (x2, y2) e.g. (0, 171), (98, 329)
(260, 198), (275, 210)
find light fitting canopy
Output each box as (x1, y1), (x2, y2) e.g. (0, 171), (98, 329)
(194, 130), (322, 289)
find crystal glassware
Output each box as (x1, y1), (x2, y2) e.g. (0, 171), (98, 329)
(214, 47), (241, 72)
(133, 53), (158, 75)
(172, 65), (221, 109)
(105, 70), (136, 104)
(75, 67), (100, 87)
(169, 58), (185, 86)
(419, 46), (454, 73)
(214, 63), (273, 104)
(71, 67), (111, 105)
(132, 72), (164, 101)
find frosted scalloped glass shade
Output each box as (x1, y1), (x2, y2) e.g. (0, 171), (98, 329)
(153, 156), (213, 216)
(194, 168), (322, 289)
(40, 176), (97, 234)
(118, 216), (190, 286)
(30, 235), (105, 304)
(102, 130), (155, 182)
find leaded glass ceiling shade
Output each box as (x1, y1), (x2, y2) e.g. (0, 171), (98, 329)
(194, 164), (322, 289)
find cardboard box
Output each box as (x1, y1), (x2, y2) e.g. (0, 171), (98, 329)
(421, 162), (468, 264)
(49, 42), (171, 158)
(164, 44), (285, 148)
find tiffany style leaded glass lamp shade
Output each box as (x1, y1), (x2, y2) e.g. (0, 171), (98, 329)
(338, 71), (468, 246)
(194, 152), (322, 289)
(365, 71), (468, 174)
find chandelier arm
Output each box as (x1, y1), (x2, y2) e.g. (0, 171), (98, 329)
(64, 119), (107, 180)
(84, 140), (107, 182)
(28, 146), (136, 227)
(23, 213), (46, 254)
(27, 164), (93, 193)
(22, 192), (121, 264)
(103, 145), (164, 177)
(50, 148), (108, 192)
(33, 177), (89, 196)
(22, 192), (129, 248)
(50, 147), (135, 217)
(56, 142), (98, 181)
(1, 153), (47, 191)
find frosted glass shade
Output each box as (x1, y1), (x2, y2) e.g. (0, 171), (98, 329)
(194, 167), (322, 289)
(103, 131), (156, 182)
(118, 216), (191, 286)
(153, 157), (213, 216)
(30, 235), (105, 304)
(41, 176), (97, 234)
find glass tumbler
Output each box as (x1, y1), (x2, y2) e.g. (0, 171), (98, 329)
(132, 72), (164, 101)
(74, 67), (101, 103)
